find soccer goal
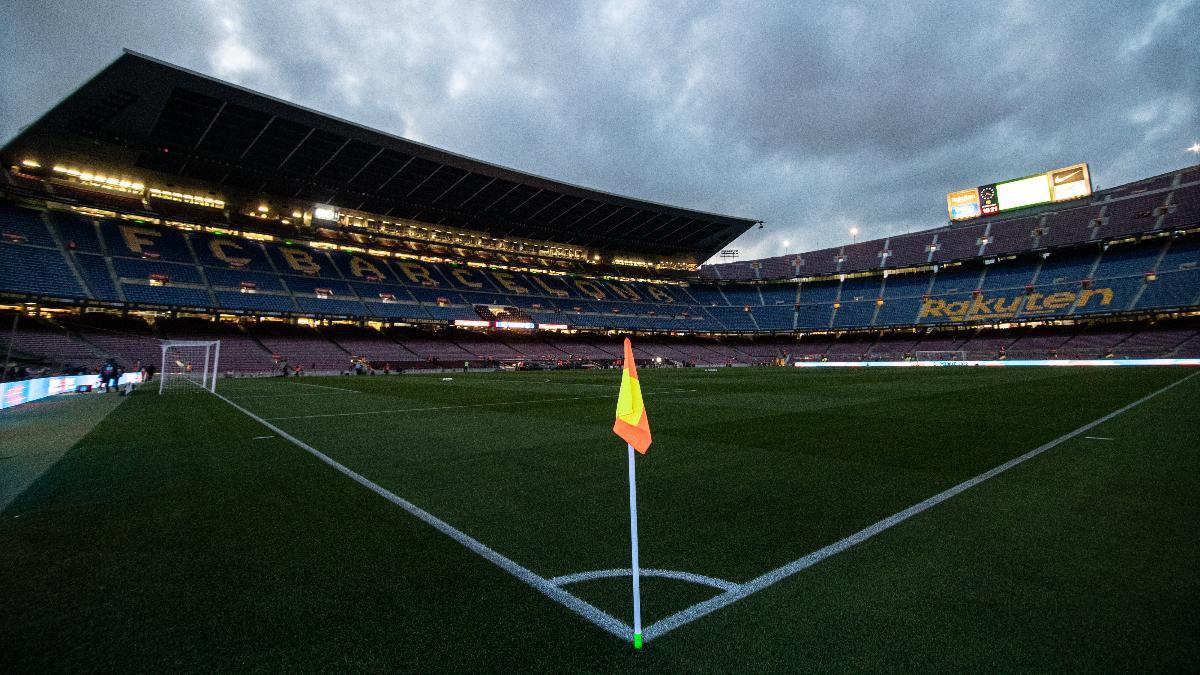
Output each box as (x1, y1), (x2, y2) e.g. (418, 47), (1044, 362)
(159, 340), (221, 394)
(913, 350), (967, 362)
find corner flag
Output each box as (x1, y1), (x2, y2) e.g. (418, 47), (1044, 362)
(613, 337), (651, 453)
(614, 337), (650, 649)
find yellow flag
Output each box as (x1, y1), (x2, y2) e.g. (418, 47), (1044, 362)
(613, 338), (651, 453)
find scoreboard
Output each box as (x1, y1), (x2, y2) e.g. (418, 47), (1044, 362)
(947, 163), (1091, 221)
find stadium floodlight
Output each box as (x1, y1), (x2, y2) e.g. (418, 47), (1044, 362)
(314, 206), (337, 220)
(1188, 142), (1200, 154)
(850, 226), (859, 243)
(159, 340), (221, 394)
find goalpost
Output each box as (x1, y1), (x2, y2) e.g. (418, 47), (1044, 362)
(159, 340), (221, 394)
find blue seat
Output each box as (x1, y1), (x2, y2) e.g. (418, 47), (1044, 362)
(122, 284), (212, 307)
(112, 258), (203, 284)
(205, 267), (286, 292)
(0, 246), (86, 297)
(832, 301), (877, 328)
(294, 297), (366, 316)
(215, 291), (297, 312)
(49, 212), (102, 252)
(100, 219), (194, 262)
(75, 253), (120, 300)
(0, 205), (56, 247)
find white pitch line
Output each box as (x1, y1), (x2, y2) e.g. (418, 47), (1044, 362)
(641, 370), (1199, 642)
(211, 390), (633, 642)
(439, 379), (618, 388)
(1084, 436), (1114, 441)
(228, 392), (363, 399)
(551, 568), (738, 592)
(264, 389), (698, 421)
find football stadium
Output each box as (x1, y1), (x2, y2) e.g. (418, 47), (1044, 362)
(3, 36), (1199, 673)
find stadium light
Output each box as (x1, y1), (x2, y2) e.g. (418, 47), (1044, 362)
(20, 159), (40, 168)
(1188, 142), (1200, 154)
(850, 226), (859, 243)
(257, 204), (269, 213)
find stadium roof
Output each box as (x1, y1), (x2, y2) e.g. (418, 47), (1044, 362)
(1, 50), (758, 258)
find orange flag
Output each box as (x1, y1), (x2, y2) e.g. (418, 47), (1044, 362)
(613, 337), (652, 453)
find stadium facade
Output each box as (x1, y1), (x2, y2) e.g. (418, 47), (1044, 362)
(2, 51), (1198, 372)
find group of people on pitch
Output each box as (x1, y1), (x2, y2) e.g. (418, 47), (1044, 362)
(97, 359), (155, 394)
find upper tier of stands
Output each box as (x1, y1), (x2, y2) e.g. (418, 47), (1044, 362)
(701, 166), (1199, 281)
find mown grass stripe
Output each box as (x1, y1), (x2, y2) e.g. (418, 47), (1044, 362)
(211, 390), (635, 641)
(642, 370), (1199, 642)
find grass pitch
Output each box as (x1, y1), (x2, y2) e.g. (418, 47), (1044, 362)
(2, 366), (1198, 671)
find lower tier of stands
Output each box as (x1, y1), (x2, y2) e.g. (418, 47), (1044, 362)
(3, 312), (1199, 378)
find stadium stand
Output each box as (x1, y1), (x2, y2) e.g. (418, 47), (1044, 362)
(0, 312), (101, 371)
(58, 314), (162, 370)
(0, 51), (1196, 372)
(156, 317), (278, 374)
(247, 322), (351, 372)
(3, 188), (1198, 352)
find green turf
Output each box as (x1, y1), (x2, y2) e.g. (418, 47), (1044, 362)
(0, 391), (125, 511)
(1, 366), (1197, 671)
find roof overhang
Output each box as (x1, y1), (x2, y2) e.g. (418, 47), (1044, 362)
(2, 50), (758, 259)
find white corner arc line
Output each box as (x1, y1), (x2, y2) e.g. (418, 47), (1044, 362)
(642, 370), (1199, 642)
(264, 389), (697, 421)
(212, 391), (633, 642)
(551, 568), (738, 592)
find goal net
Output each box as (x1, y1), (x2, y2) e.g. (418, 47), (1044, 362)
(913, 350), (967, 362)
(159, 340), (220, 394)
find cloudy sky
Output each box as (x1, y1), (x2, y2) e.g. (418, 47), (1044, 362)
(2, 0), (1197, 261)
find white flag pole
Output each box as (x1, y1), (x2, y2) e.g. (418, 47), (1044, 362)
(627, 442), (643, 649)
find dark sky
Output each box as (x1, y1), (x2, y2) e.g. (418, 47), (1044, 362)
(2, 1), (1197, 261)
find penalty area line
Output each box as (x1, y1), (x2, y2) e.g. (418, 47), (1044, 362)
(210, 390), (633, 642)
(642, 370), (1200, 642)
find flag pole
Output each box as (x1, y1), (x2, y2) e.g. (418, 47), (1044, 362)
(627, 442), (643, 649)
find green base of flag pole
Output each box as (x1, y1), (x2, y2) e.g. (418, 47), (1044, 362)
(633, 633), (643, 649)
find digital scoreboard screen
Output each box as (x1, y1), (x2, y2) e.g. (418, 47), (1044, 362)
(947, 163), (1090, 221)
(997, 174), (1052, 211)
